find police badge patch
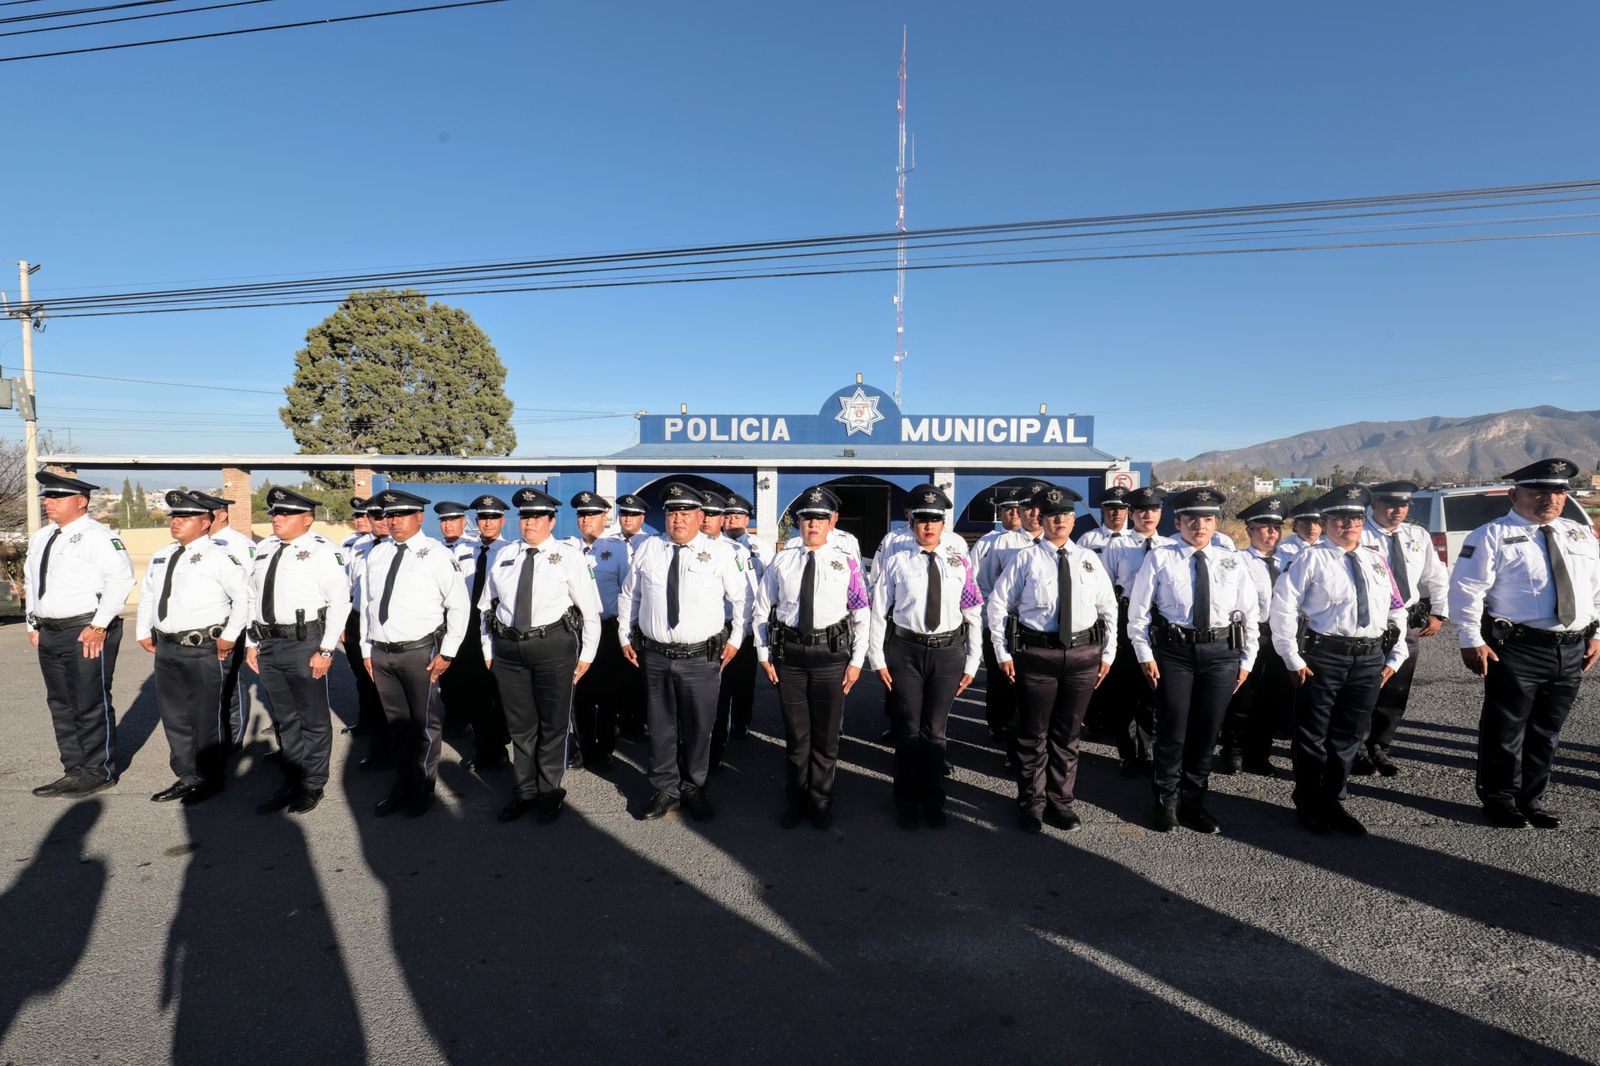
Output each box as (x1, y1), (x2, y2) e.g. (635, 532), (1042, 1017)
(297, 550), (311, 561)
(69, 533), (83, 544)
(601, 550), (612, 561)
(190, 553), (203, 564)
(1081, 559), (1095, 573)
(548, 553), (561, 564)
(417, 548), (430, 559)
(1220, 557), (1236, 571)
(697, 551), (712, 563)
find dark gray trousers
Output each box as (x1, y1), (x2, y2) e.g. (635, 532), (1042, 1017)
(256, 632), (332, 790)
(155, 640), (226, 786)
(373, 643), (443, 798)
(884, 637), (964, 812)
(493, 630), (577, 799)
(37, 620), (122, 781)
(1291, 645), (1383, 811)
(1477, 637), (1583, 812)
(642, 647), (722, 799)
(1014, 642), (1100, 816)
(776, 642), (850, 810)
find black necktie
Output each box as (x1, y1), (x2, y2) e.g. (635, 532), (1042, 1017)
(1142, 537), (1153, 555)
(1266, 554), (1280, 584)
(378, 543), (407, 625)
(798, 549), (817, 633)
(473, 542), (491, 600)
(924, 550), (941, 631)
(666, 544), (683, 630)
(513, 547), (539, 630)
(1057, 547), (1072, 635)
(36, 528), (61, 599)
(261, 543), (287, 623)
(1387, 529), (1411, 603)
(1542, 526), (1579, 626)
(1345, 552), (1370, 628)
(1192, 549), (1210, 630)
(158, 544), (186, 621)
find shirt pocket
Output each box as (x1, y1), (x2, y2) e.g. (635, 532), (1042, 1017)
(1499, 542), (1547, 592)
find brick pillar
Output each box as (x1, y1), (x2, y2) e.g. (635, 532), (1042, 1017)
(353, 466), (374, 502)
(221, 467), (253, 535)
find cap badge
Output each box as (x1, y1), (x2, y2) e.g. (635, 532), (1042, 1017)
(922, 492), (938, 504)
(1345, 487), (1362, 499)
(808, 489), (823, 503)
(1046, 489), (1063, 503)
(668, 485), (683, 497)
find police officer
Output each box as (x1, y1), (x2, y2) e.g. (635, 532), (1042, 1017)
(1217, 496), (1294, 776)
(972, 487), (1026, 749)
(753, 486), (870, 829)
(1448, 458), (1600, 829)
(1278, 500), (1324, 559)
(457, 494), (513, 770)
(248, 487), (352, 815)
(613, 492), (652, 737)
(570, 490), (631, 771)
(707, 488), (761, 768)
(616, 493), (651, 557)
(191, 491), (256, 753)
(430, 500), (478, 737)
(346, 498), (391, 764)
(873, 491), (973, 575)
(1074, 485), (1132, 553)
(987, 484), (1118, 834)
(1270, 484), (1408, 835)
(341, 501), (371, 552)
(1128, 487), (1258, 834)
(24, 471), (136, 798)
(361, 490), (469, 818)
(135, 491), (252, 804)
(970, 486), (1024, 576)
(618, 481), (749, 821)
(867, 484), (984, 829)
(1353, 481), (1449, 777)
(477, 488), (602, 822)
(1101, 486), (1171, 774)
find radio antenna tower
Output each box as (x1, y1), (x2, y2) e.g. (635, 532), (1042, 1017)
(893, 25), (914, 407)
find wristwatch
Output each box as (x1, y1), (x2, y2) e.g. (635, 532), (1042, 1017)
(317, 650), (334, 660)
(439, 655), (454, 663)
(88, 625), (107, 635)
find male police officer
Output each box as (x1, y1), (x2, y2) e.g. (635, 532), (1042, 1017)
(1128, 487), (1258, 834)
(345, 499), (390, 762)
(457, 494), (513, 769)
(191, 491), (256, 752)
(613, 492), (652, 736)
(1218, 496), (1294, 776)
(1075, 485), (1133, 553)
(616, 493), (651, 556)
(972, 486), (1027, 749)
(1270, 485), (1407, 835)
(248, 487), (351, 815)
(1352, 481), (1449, 778)
(570, 490), (631, 770)
(1101, 486), (1171, 774)
(987, 484), (1118, 834)
(430, 500), (478, 736)
(25, 471), (136, 798)
(717, 490), (765, 747)
(135, 491), (251, 804)
(618, 482), (749, 821)
(1448, 458), (1600, 829)
(1278, 500), (1324, 559)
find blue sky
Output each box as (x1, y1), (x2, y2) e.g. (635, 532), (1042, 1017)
(4, 1), (1599, 477)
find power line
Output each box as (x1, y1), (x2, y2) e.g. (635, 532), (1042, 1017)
(0, 0), (507, 62)
(0, 0), (178, 26)
(13, 366), (283, 393)
(0, 0), (277, 38)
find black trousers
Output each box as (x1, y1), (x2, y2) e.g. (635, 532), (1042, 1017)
(641, 646), (722, 799)
(372, 644), (442, 798)
(1220, 625), (1291, 761)
(1366, 628), (1422, 752)
(1013, 642), (1100, 816)
(885, 637), (964, 812)
(493, 629), (577, 800)
(256, 632), (333, 790)
(37, 620), (123, 781)
(572, 618), (622, 759)
(1105, 604), (1154, 764)
(1291, 644), (1384, 810)
(343, 611), (388, 754)
(1477, 637), (1583, 812)
(712, 634), (758, 760)
(154, 640), (226, 786)
(453, 610), (509, 761)
(1151, 641), (1238, 808)
(981, 629), (1018, 735)
(218, 639), (249, 749)
(776, 642), (850, 810)
(618, 634), (648, 736)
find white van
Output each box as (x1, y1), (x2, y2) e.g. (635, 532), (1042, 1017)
(1409, 485), (1597, 571)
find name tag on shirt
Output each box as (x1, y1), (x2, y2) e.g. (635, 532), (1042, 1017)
(1502, 535), (1528, 545)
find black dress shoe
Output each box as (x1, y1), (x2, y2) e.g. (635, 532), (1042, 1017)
(1370, 750), (1404, 778)
(1296, 805), (1331, 834)
(32, 774), (78, 797)
(1483, 804), (1529, 829)
(810, 806), (833, 831)
(180, 782), (222, 806)
(1520, 808), (1562, 829)
(374, 792), (409, 818)
(588, 753), (615, 773)
(257, 782), (297, 814)
(404, 792), (435, 819)
(879, 728), (895, 744)
(1178, 804), (1221, 835)
(1151, 804), (1179, 832)
(779, 806), (807, 829)
(923, 807), (948, 829)
(567, 748), (584, 770)
(152, 781), (198, 803)
(1018, 810), (1044, 834)
(1215, 751), (1243, 776)
(1324, 803), (1367, 836)
(535, 796), (564, 824)
(61, 773), (117, 797)
(642, 792), (680, 820)
(1043, 807), (1083, 833)
(288, 788), (323, 815)
(1350, 751), (1376, 777)
(1242, 757), (1277, 777)
(682, 789), (714, 822)
(496, 797), (536, 822)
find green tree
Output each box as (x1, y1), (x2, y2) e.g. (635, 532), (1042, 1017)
(118, 478), (136, 528)
(280, 289), (517, 485)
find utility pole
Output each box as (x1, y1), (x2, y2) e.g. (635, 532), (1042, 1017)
(893, 26), (914, 408)
(16, 261), (41, 536)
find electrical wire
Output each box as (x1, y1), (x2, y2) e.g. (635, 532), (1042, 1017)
(0, 0), (277, 38)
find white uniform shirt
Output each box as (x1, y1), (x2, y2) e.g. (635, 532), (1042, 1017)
(578, 534), (631, 618)
(873, 526), (970, 577)
(340, 530), (365, 553)
(248, 530), (352, 651)
(969, 527), (1007, 588)
(346, 534), (380, 597)
(1270, 539), (1408, 672)
(618, 532), (750, 646)
(1075, 525), (1133, 555)
(986, 540), (1119, 665)
(461, 537), (505, 606)
(1363, 518), (1448, 612)
(866, 545), (984, 675)
(781, 527), (863, 568)
(24, 514), (136, 630)
(478, 537), (604, 663)
(627, 530), (653, 559)
(1127, 541), (1259, 669)
(1241, 546), (1283, 617)
(1277, 533), (1313, 558)
(975, 527), (1040, 596)
(359, 533), (470, 658)
(1448, 511), (1600, 648)
(1103, 531), (1174, 593)
(135, 538), (252, 640)
(209, 523), (257, 563)
(752, 543), (871, 666)
(728, 531), (768, 579)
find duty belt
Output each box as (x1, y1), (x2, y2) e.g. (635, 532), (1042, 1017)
(1015, 622), (1104, 651)
(31, 612), (96, 631)
(633, 623), (728, 661)
(155, 624), (226, 647)
(1305, 630), (1383, 655)
(491, 607), (580, 642)
(1155, 624), (1235, 646)
(249, 607), (327, 641)
(371, 630), (443, 654)
(773, 619), (850, 647)
(1486, 615), (1597, 648)
(888, 622), (967, 649)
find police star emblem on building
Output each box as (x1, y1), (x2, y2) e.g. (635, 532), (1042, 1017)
(834, 387), (886, 437)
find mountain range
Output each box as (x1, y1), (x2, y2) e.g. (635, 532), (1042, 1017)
(1155, 406), (1600, 481)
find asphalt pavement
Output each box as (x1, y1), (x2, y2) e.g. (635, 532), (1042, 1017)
(1, 616), (1597, 1065)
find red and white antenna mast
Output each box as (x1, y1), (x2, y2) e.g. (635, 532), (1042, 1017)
(893, 25), (914, 407)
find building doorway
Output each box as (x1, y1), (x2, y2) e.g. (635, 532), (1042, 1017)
(823, 476), (894, 557)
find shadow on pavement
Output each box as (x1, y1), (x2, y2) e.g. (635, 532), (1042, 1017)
(112, 675), (161, 776)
